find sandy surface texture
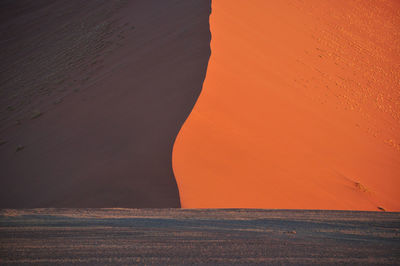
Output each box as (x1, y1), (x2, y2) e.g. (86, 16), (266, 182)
(0, 0), (211, 207)
(173, 0), (400, 210)
(0, 209), (399, 265)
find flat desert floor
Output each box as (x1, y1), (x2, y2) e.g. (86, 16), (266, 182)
(0, 209), (399, 265)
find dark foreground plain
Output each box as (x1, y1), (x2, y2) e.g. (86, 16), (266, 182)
(0, 209), (399, 265)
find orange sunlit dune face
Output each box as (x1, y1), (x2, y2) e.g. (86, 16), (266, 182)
(173, 0), (400, 210)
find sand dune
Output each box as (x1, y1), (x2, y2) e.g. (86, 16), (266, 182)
(0, 0), (211, 208)
(1, 0), (398, 211)
(173, 0), (400, 210)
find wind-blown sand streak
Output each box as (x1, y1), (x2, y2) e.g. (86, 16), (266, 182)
(173, 0), (400, 210)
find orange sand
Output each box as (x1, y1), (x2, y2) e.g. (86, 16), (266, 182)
(173, 0), (400, 210)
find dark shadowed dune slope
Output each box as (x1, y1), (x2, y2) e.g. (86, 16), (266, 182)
(0, 0), (211, 207)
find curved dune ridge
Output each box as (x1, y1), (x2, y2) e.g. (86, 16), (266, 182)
(173, 0), (400, 210)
